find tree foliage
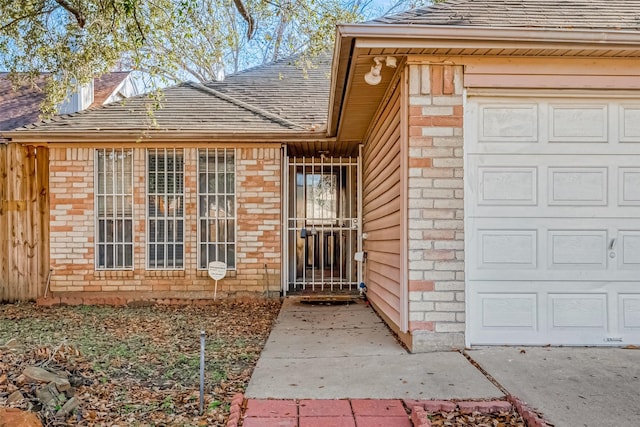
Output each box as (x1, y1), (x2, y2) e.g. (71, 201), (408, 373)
(0, 0), (427, 117)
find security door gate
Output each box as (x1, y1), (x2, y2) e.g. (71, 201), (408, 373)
(284, 156), (361, 293)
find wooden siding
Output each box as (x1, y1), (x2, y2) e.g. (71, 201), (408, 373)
(0, 143), (50, 302)
(362, 81), (402, 328)
(460, 57), (640, 89)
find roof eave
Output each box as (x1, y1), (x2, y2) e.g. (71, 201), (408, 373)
(338, 23), (640, 47)
(2, 129), (331, 145)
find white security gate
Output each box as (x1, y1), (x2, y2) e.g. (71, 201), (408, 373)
(465, 94), (640, 346)
(284, 156), (361, 293)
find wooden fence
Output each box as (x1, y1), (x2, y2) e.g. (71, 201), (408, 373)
(0, 143), (50, 302)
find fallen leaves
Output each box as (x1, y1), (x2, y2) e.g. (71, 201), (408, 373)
(428, 409), (526, 426)
(0, 299), (281, 426)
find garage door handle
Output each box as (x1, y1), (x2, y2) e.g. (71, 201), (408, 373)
(609, 238), (616, 250)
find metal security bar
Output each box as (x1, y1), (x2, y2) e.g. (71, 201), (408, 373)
(286, 156), (360, 293)
(146, 148), (184, 269)
(95, 148), (134, 270)
(197, 148), (236, 269)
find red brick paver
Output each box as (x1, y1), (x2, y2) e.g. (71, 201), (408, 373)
(244, 399), (298, 418)
(299, 400), (353, 417)
(350, 399), (407, 417)
(242, 417), (297, 427)
(300, 416), (356, 427)
(354, 415), (412, 427)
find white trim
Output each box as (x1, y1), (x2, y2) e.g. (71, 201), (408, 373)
(281, 144), (288, 296)
(399, 66), (409, 333)
(463, 88), (472, 349)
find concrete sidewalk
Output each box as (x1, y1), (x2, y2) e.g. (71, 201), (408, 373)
(245, 297), (640, 427)
(246, 298), (501, 400)
(468, 347), (640, 427)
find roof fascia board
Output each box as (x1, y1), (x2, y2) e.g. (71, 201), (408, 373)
(339, 24), (640, 47)
(3, 131), (332, 144)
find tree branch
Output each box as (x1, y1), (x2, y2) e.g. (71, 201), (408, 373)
(54, 0), (86, 27)
(232, 0), (255, 40)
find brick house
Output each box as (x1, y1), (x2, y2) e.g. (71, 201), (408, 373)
(3, 0), (640, 352)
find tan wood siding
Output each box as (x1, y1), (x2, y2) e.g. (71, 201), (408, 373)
(461, 57), (640, 89)
(362, 81), (402, 328)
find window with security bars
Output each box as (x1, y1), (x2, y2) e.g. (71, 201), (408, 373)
(198, 148), (236, 269)
(95, 149), (134, 269)
(147, 149), (184, 269)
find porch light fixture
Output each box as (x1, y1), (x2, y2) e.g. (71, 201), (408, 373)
(364, 56), (398, 86)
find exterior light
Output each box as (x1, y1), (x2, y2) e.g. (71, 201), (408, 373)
(364, 56), (398, 86)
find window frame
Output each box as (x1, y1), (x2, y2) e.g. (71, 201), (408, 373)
(197, 148), (237, 270)
(145, 148), (185, 270)
(94, 148), (134, 270)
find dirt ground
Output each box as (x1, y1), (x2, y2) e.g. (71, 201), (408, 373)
(0, 299), (281, 426)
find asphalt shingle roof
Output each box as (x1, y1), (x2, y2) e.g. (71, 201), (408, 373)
(12, 56), (331, 134)
(0, 72), (130, 132)
(373, 0), (640, 31)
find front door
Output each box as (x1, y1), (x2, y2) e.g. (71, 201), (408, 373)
(285, 157), (360, 293)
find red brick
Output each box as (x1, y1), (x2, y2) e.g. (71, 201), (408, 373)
(405, 400), (456, 412)
(431, 116), (462, 127)
(244, 400), (297, 418)
(354, 416), (411, 427)
(409, 280), (435, 291)
(409, 158), (432, 168)
(443, 65), (454, 95)
(300, 416), (355, 427)
(430, 66), (444, 95)
(242, 417), (297, 427)
(410, 406), (431, 427)
(350, 400), (406, 417)
(409, 321), (435, 332)
(299, 400), (351, 417)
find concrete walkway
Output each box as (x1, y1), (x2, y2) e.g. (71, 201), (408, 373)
(245, 298), (640, 427)
(468, 347), (640, 427)
(246, 298), (501, 400)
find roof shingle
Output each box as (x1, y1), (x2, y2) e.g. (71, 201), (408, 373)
(11, 56), (331, 134)
(373, 0), (640, 31)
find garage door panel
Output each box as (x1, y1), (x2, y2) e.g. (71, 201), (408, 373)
(548, 230), (607, 269)
(478, 229), (537, 269)
(478, 103), (538, 142)
(548, 104), (608, 142)
(548, 167), (608, 206)
(619, 105), (640, 142)
(618, 168), (640, 205)
(480, 293), (538, 328)
(619, 295), (640, 331)
(549, 294), (607, 329)
(620, 231), (640, 269)
(478, 167), (537, 205)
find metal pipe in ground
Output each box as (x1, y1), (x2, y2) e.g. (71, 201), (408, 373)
(199, 330), (205, 415)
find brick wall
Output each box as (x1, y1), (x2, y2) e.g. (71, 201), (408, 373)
(407, 64), (465, 351)
(49, 146), (281, 298)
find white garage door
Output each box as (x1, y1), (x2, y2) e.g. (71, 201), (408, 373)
(465, 94), (640, 346)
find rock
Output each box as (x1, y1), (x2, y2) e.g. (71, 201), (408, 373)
(35, 382), (67, 408)
(0, 373), (6, 384)
(7, 390), (24, 404)
(23, 366), (70, 391)
(0, 408), (43, 427)
(56, 397), (80, 418)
